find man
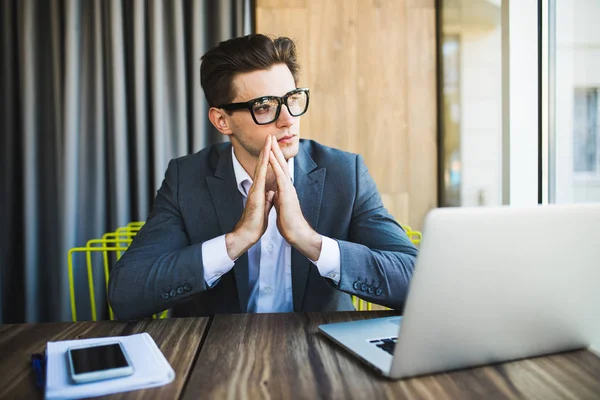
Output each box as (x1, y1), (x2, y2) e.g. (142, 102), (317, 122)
(108, 34), (418, 320)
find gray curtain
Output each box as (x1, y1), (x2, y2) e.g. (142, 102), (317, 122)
(0, 0), (251, 323)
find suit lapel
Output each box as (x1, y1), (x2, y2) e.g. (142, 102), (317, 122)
(205, 145), (249, 313)
(292, 145), (326, 311)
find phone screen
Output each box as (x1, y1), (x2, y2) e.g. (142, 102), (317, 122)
(69, 343), (130, 374)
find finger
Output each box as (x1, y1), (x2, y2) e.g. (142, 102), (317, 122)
(265, 190), (275, 220)
(251, 135), (272, 194)
(253, 135), (270, 175)
(265, 190), (275, 211)
(266, 190), (275, 204)
(271, 136), (290, 179)
(269, 152), (291, 190)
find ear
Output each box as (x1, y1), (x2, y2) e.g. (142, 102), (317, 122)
(208, 107), (233, 136)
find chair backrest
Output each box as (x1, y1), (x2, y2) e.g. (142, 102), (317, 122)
(68, 222), (168, 321)
(353, 225), (422, 311)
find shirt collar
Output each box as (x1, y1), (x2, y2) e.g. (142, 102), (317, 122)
(231, 146), (295, 197)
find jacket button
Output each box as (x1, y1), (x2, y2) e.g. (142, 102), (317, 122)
(161, 293), (169, 300)
(361, 283), (368, 292)
(353, 281), (361, 290)
(367, 286), (374, 294)
(176, 286), (184, 294)
(169, 289), (176, 297)
(376, 288), (383, 296)
(184, 283), (191, 291)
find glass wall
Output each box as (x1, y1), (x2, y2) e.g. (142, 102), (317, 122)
(440, 0), (503, 207)
(552, 0), (600, 203)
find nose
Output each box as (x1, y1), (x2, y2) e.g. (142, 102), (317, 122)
(275, 103), (295, 128)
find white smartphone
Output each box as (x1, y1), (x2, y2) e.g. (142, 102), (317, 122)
(66, 341), (134, 384)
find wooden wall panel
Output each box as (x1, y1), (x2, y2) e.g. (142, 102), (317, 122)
(257, 0), (306, 8)
(256, 0), (437, 231)
(254, 8), (308, 54)
(406, 0), (435, 7)
(305, 0), (359, 153)
(407, 6), (437, 229)
(357, 0), (409, 195)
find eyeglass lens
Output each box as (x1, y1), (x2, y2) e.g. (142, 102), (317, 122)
(251, 91), (308, 124)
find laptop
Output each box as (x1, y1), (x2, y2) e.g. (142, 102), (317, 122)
(319, 204), (600, 379)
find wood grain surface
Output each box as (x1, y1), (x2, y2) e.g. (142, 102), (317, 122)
(256, 0), (438, 230)
(0, 317), (209, 400)
(2, 313), (599, 399)
(182, 312), (600, 400)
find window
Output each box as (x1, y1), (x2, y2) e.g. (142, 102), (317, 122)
(549, 0), (600, 204)
(442, 37), (462, 207)
(573, 88), (599, 175)
(439, 0), (503, 207)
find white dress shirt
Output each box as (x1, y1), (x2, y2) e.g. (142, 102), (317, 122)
(201, 147), (341, 312)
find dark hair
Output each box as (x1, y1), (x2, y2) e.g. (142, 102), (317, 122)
(200, 34), (300, 107)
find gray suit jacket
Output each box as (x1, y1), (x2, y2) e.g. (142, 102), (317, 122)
(108, 140), (418, 320)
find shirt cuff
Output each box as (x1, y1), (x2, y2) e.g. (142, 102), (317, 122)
(311, 236), (341, 284)
(202, 235), (235, 287)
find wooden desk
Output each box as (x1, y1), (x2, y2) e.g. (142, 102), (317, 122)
(183, 312), (600, 399)
(0, 318), (209, 400)
(1, 312), (599, 399)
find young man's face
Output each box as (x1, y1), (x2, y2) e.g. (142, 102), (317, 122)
(225, 64), (301, 162)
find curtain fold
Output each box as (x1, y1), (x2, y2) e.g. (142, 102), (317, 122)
(0, 0), (251, 323)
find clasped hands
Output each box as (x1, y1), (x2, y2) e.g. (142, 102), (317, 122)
(225, 136), (322, 261)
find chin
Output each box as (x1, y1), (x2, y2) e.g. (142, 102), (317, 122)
(281, 142), (299, 160)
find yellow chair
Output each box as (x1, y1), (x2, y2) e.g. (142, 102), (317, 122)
(69, 222), (421, 318)
(68, 222), (168, 321)
(353, 225), (422, 311)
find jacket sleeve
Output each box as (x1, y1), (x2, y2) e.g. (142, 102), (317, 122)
(335, 154), (418, 310)
(108, 159), (211, 320)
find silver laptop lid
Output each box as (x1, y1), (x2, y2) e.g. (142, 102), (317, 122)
(391, 204), (600, 379)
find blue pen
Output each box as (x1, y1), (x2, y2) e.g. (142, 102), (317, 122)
(31, 353), (46, 389)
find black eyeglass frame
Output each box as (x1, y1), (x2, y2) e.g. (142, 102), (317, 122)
(217, 88), (310, 125)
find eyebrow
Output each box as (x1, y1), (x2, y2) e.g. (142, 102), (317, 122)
(241, 89), (298, 102)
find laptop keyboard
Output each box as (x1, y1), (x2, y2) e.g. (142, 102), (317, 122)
(369, 337), (397, 355)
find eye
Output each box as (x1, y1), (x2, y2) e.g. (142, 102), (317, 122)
(252, 99), (278, 114)
(253, 104), (272, 114)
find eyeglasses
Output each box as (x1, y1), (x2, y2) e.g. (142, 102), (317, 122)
(218, 88), (310, 125)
